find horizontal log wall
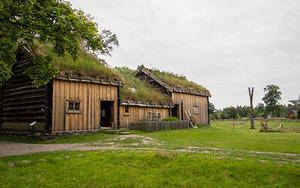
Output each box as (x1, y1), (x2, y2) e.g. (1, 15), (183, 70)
(120, 106), (170, 128)
(0, 51), (48, 133)
(52, 79), (118, 132)
(172, 92), (208, 125)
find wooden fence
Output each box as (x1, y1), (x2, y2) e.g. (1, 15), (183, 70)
(128, 120), (190, 132)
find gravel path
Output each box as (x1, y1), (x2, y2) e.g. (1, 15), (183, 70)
(1, 135), (300, 161)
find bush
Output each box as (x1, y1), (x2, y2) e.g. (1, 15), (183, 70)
(162, 117), (179, 121)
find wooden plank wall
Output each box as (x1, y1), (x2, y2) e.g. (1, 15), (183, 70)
(52, 79), (118, 132)
(172, 92), (208, 125)
(119, 106), (170, 128)
(1, 52), (48, 132)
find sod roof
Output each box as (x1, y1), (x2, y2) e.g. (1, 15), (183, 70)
(115, 67), (172, 104)
(36, 43), (122, 82)
(137, 65), (210, 96)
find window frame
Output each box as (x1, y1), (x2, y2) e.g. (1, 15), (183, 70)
(66, 100), (82, 114)
(124, 106), (130, 116)
(193, 105), (200, 115)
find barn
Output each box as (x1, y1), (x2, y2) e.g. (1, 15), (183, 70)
(115, 67), (173, 128)
(0, 45), (122, 136)
(134, 65), (211, 125)
(0, 45), (211, 136)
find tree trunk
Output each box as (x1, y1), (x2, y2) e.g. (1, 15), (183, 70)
(248, 87), (255, 129)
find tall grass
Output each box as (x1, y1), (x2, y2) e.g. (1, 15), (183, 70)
(115, 67), (171, 104)
(37, 44), (122, 81)
(150, 69), (210, 94)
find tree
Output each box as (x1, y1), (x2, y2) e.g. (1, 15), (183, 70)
(236, 105), (250, 117)
(223, 107), (238, 120)
(0, 0), (118, 87)
(273, 104), (287, 117)
(208, 102), (215, 115)
(262, 85), (282, 117)
(254, 103), (265, 117)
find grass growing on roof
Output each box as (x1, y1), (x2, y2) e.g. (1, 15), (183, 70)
(115, 67), (171, 104)
(149, 68), (210, 94)
(37, 43), (122, 81)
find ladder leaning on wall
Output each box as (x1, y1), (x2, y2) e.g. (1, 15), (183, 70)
(185, 110), (198, 128)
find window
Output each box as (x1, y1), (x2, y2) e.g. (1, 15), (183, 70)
(193, 106), (199, 114)
(157, 113), (161, 119)
(148, 111), (152, 120)
(125, 106), (129, 114)
(67, 101), (81, 113)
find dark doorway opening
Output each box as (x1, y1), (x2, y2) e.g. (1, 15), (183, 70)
(172, 104), (179, 118)
(101, 101), (114, 127)
(181, 101), (184, 120)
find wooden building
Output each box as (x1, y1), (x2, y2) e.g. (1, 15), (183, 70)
(0, 47), (211, 136)
(119, 100), (171, 128)
(134, 65), (211, 125)
(115, 67), (173, 128)
(0, 46), (122, 135)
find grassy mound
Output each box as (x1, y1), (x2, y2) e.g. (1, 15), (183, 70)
(115, 67), (171, 104)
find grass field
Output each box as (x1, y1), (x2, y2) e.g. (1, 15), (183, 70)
(139, 119), (300, 153)
(0, 120), (299, 187)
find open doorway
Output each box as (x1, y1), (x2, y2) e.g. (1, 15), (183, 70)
(100, 101), (114, 127)
(172, 104), (179, 118)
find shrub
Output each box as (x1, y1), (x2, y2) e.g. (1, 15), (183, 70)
(162, 117), (179, 121)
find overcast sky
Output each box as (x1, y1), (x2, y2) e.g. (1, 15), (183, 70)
(70, 0), (300, 109)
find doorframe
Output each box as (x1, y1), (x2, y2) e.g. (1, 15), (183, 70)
(100, 100), (114, 128)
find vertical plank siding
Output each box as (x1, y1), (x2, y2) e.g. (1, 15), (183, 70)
(172, 92), (209, 125)
(52, 79), (118, 132)
(119, 106), (170, 128)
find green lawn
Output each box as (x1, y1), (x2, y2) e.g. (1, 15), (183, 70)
(0, 120), (300, 187)
(0, 131), (117, 144)
(1, 150), (299, 188)
(139, 120), (300, 153)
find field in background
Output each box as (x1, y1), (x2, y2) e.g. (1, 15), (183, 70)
(140, 119), (300, 153)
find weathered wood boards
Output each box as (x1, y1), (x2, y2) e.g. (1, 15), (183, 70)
(133, 65), (210, 126)
(119, 105), (170, 128)
(52, 79), (118, 132)
(172, 92), (208, 125)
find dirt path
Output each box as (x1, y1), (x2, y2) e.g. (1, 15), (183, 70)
(1, 134), (300, 163)
(0, 134), (160, 157)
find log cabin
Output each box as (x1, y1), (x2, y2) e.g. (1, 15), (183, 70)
(134, 65), (211, 125)
(0, 45), (211, 136)
(0, 45), (122, 136)
(115, 67), (173, 128)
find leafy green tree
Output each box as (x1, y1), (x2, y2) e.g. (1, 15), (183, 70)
(223, 107), (238, 120)
(0, 0), (118, 87)
(262, 85), (282, 117)
(236, 105), (250, 118)
(208, 102), (215, 115)
(254, 103), (265, 117)
(220, 112), (227, 120)
(273, 104), (287, 117)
